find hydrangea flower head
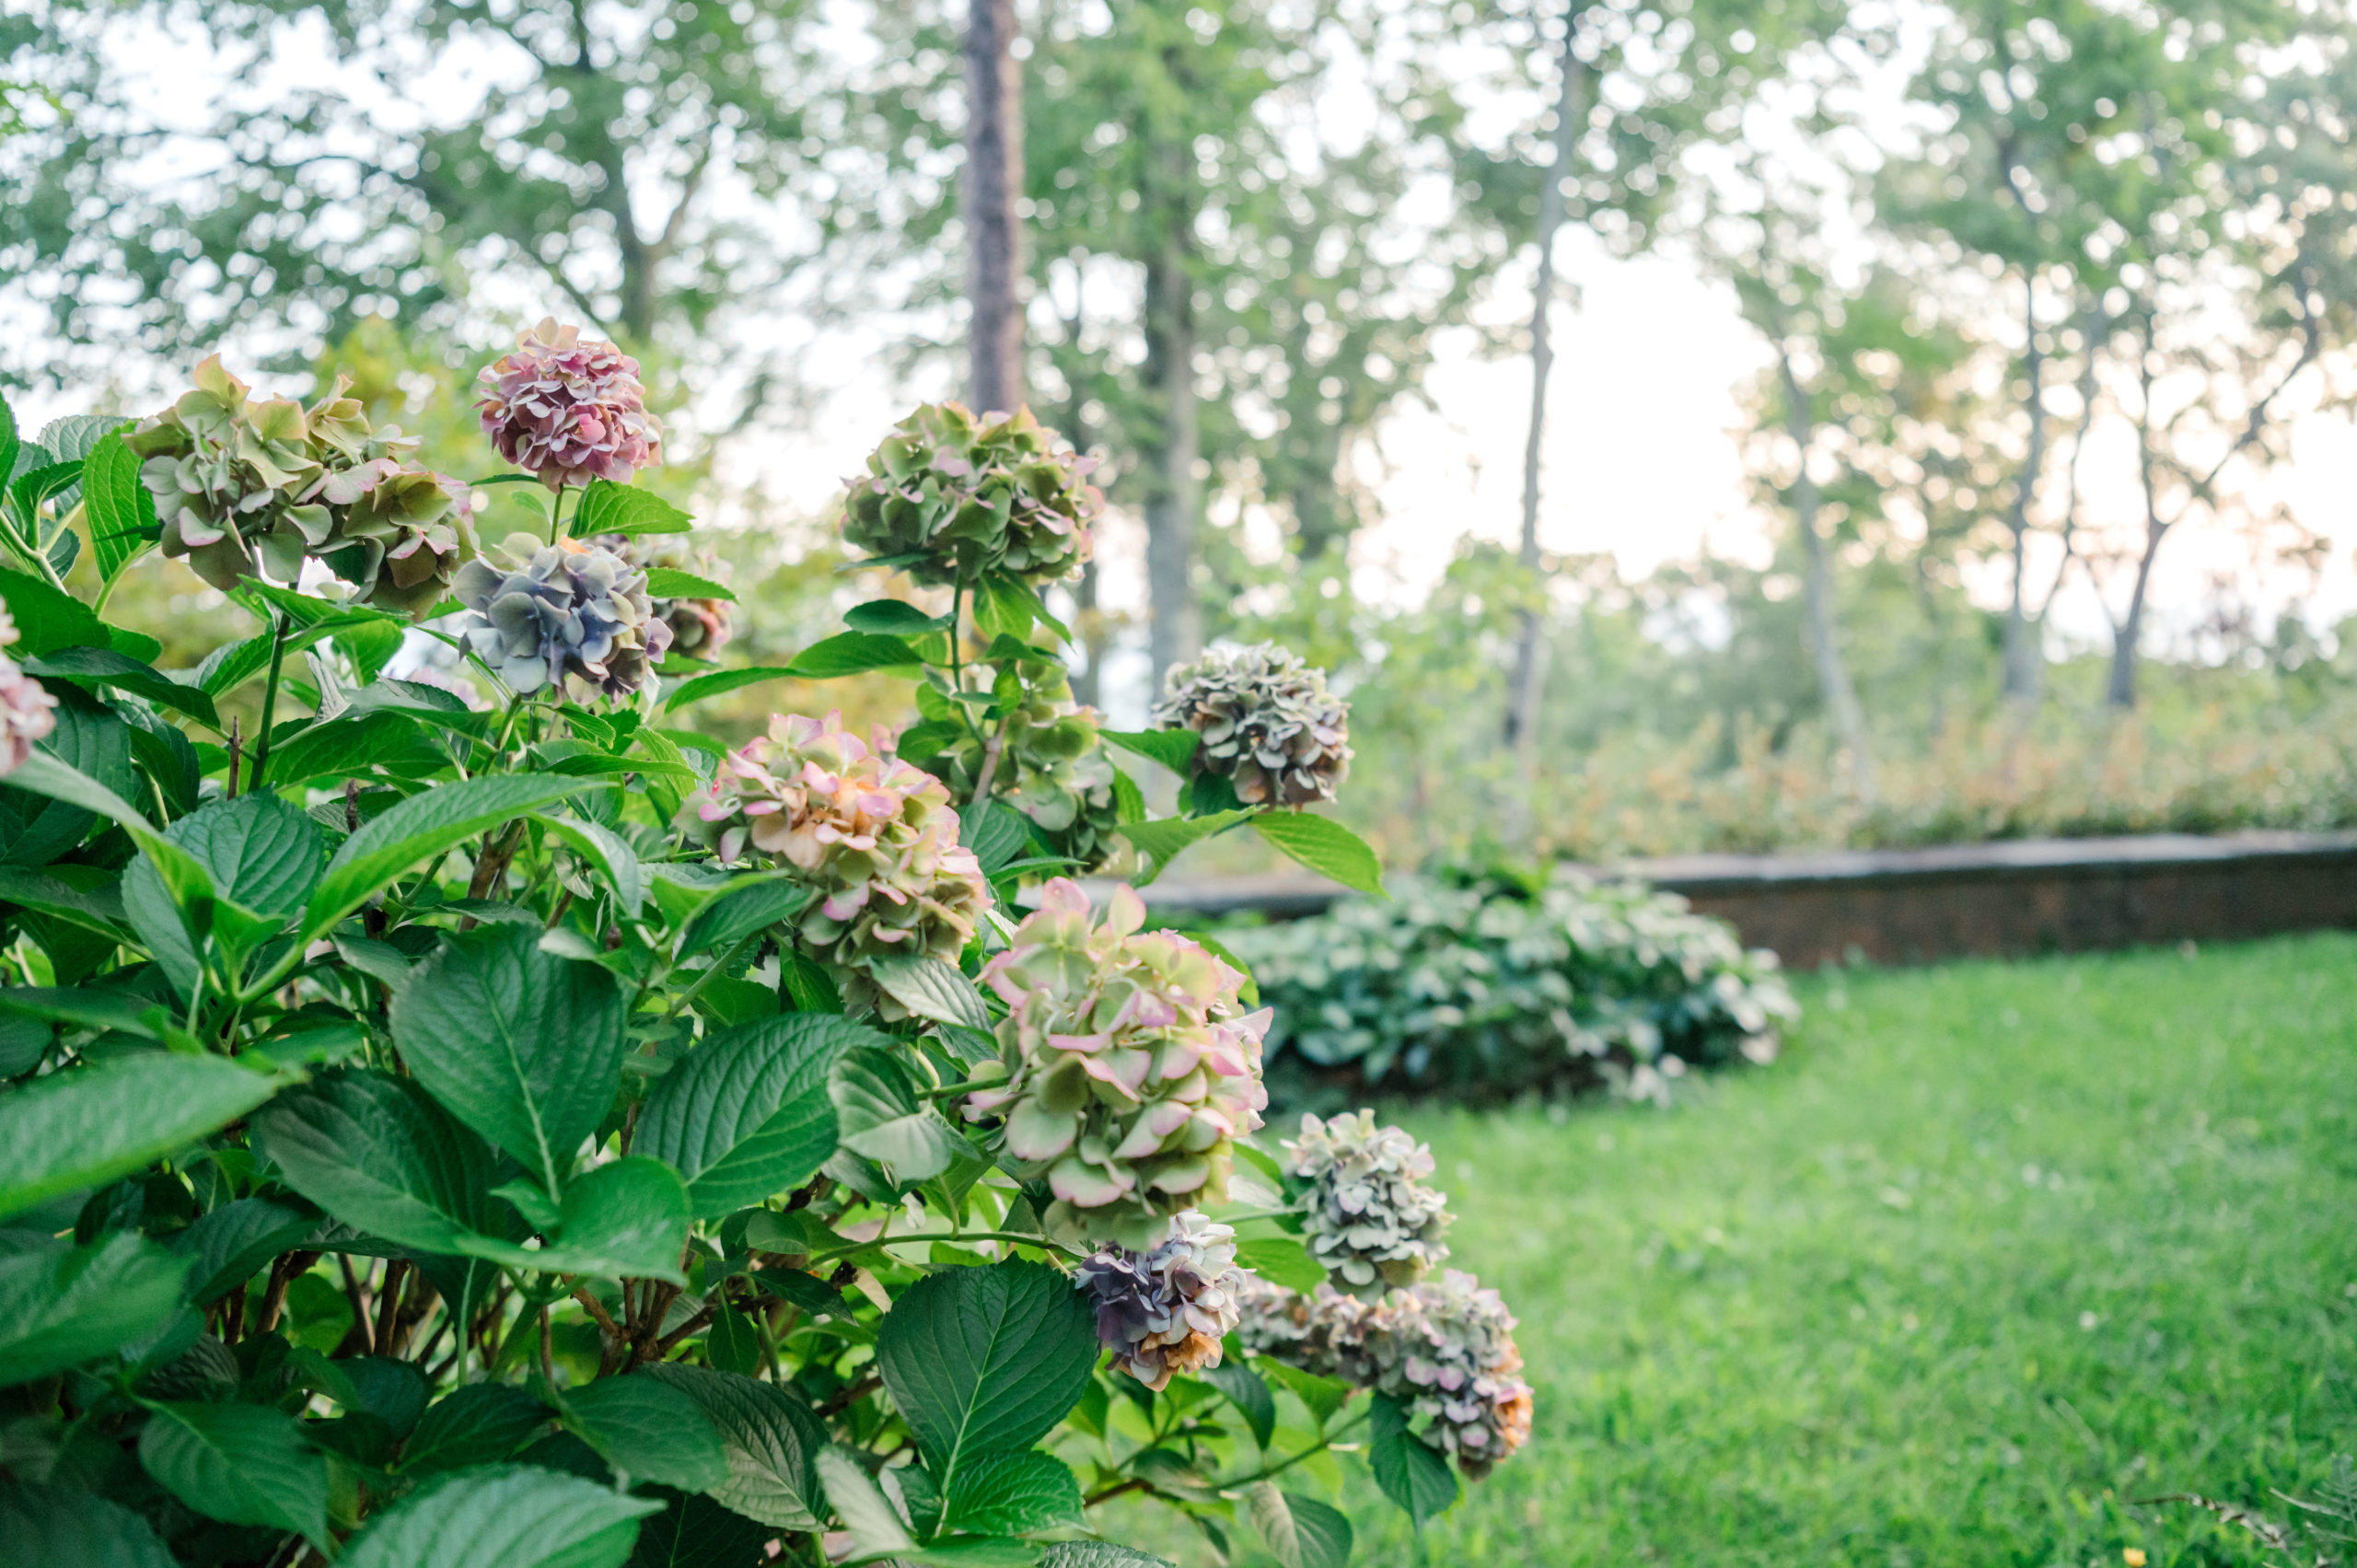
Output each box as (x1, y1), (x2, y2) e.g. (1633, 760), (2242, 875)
(1076, 1210), (1248, 1389)
(680, 712), (988, 1016)
(1284, 1110), (1451, 1296)
(1152, 643), (1352, 807)
(0, 609), (57, 776)
(961, 878), (1269, 1249)
(592, 531), (732, 659)
(1237, 1269), (1532, 1478)
(476, 319), (663, 490)
(842, 402), (1099, 587)
(452, 532), (673, 703)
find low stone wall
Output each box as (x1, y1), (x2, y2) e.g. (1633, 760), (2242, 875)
(1136, 830), (2357, 968)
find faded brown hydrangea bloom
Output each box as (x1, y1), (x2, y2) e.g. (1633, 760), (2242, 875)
(1152, 643), (1352, 807)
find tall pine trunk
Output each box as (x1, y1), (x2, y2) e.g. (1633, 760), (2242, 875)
(964, 0), (1024, 412)
(1778, 349), (1875, 803)
(1503, 19), (1585, 760)
(1143, 234), (1202, 687)
(2002, 271), (2046, 703)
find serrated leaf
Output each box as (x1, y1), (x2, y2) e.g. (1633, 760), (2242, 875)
(1368, 1391), (1458, 1527)
(539, 813), (644, 915)
(1200, 1359), (1276, 1448)
(966, 802), (1028, 880)
(263, 708), (444, 789)
(0, 1055), (283, 1220)
(815, 1446), (912, 1554)
(574, 479), (693, 538)
(400, 1384), (552, 1474)
(171, 1196), (319, 1306)
(636, 1013), (880, 1217)
(662, 666), (800, 713)
(1259, 1360), (1354, 1430)
(0, 565), (107, 657)
(1235, 1237), (1325, 1294)
(676, 876), (809, 959)
(251, 1070), (502, 1254)
(1097, 729), (1200, 773)
(876, 1260), (1097, 1493)
(24, 646), (216, 728)
(81, 432), (157, 586)
(460, 1156), (691, 1283)
(1251, 813), (1386, 899)
(391, 923), (626, 1192)
(1283, 1491), (1352, 1568)
(865, 954), (992, 1033)
(787, 630), (923, 679)
(139, 1400), (329, 1547)
(830, 1046), (963, 1182)
(565, 1374), (730, 1492)
(623, 1489), (772, 1568)
(343, 1464), (661, 1568)
(0, 1233), (191, 1387)
(1037, 1545), (1177, 1568)
(0, 1481), (179, 1567)
(843, 598), (947, 635)
(1113, 810), (1250, 884)
(641, 1363), (827, 1530)
(943, 1448), (1086, 1537)
(301, 773), (587, 946)
(643, 567), (736, 602)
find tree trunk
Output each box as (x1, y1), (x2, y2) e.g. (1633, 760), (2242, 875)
(1503, 18), (1585, 758)
(2106, 533), (2162, 709)
(1778, 350), (1874, 802)
(963, 0), (1025, 413)
(1143, 236), (1201, 687)
(2002, 270), (2046, 703)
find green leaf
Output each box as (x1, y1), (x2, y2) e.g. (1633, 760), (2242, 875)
(1235, 1237), (1326, 1294)
(1114, 810), (1250, 883)
(876, 1259), (1097, 1491)
(171, 1196), (319, 1306)
(1283, 1492), (1351, 1568)
(1098, 729), (1200, 773)
(263, 708), (445, 789)
(24, 646), (216, 728)
(138, 1400), (329, 1548)
(905, 1540), (1041, 1567)
(1036, 1547), (1176, 1568)
(0, 1233), (191, 1387)
(1200, 1359), (1276, 1449)
(564, 1374), (730, 1493)
(539, 814), (644, 915)
(400, 1385), (552, 1475)
(636, 1013), (878, 1217)
(1109, 765), (1145, 826)
(1368, 1392), (1458, 1528)
(1251, 814), (1386, 899)
(1, 721), (147, 873)
(391, 924), (626, 1192)
(574, 479), (693, 538)
(0, 1055), (283, 1219)
(942, 1449), (1086, 1537)
(0, 1481), (179, 1568)
(250, 1070), (501, 1254)
(676, 877), (810, 960)
(302, 773), (587, 945)
(965, 802), (1028, 879)
(843, 598), (948, 635)
(814, 1446), (912, 1556)
(641, 1363), (828, 1530)
(749, 1267), (848, 1317)
(623, 1490), (772, 1568)
(461, 1156), (691, 1282)
(0, 865), (128, 940)
(0, 566), (106, 656)
(643, 567), (736, 602)
(0, 983), (157, 1037)
(343, 1465), (662, 1568)
(120, 791), (324, 993)
(705, 1300), (762, 1375)
(0, 392), (15, 485)
(662, 667), (800, 714)
(81, 433), (158, 586)
(1259, 1361), (1354, 1430)
(865, 954), (992, 1033)
(787, 630), (924, 679)
(830, 1046), (963, 1183)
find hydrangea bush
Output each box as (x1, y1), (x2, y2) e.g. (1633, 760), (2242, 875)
(0, 354), (1521, 1568)
(1228, 865), (1799, 1104)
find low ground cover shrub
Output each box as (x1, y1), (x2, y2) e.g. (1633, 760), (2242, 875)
(0, 338), (1525, 1566)
(1225, 866), (1796, 1105)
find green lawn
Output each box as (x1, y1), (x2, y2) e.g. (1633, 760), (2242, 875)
(1140, 932), (2357, 1565)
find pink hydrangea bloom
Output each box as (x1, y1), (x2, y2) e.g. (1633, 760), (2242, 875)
(476, 319), (663, 490)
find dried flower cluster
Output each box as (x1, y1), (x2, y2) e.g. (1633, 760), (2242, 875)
(962, 879), (1269, 1249)
(842, 403), (1099, 587)
(593, 532), (733, 659)
(453, 534), (674, 703)
(1238, 1271), (1533, 1478)
(476, 319), (663, 491)
(0, 609), (57, 776)
(905, 654), (1121, 873)
(128, 358), (477, 610)
(1152, 643), (1352, 807)
(1076, 1210), (1249, 1390)
(1283, 1110), (1451, 1296)
(681, 712), (988, 1016)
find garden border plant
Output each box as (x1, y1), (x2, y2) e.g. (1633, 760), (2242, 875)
(0, 327), (1530, 1568)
